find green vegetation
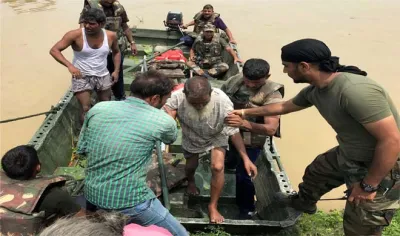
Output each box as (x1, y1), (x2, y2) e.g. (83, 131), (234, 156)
(191, 210), (400, 236)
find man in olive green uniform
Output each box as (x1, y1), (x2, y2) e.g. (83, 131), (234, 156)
(188, 24), (241, 78)
(79, 0), (137, 100)
(222, 58), (284, 219)
(226, 39), (400, 235)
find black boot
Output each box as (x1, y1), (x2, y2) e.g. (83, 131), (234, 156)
(274, 191), (317, 214)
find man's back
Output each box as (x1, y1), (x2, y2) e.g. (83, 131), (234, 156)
(77, 98), (177, 209)
(293, 72), (400, 163)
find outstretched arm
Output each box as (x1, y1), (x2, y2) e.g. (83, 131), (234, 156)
(182, 20), (195, 29)
(229, 99), (307, 118)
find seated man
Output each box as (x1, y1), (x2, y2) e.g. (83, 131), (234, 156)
(162, 76), (257, 224)
(0, 145), (84, 236)
(77, 71), (188, 236)
(187, 24), (241, 78)
(222, 58), (284, 219)
(181, 4), (236, 44)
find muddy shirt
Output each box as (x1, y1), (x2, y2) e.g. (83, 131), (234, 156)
(292, 72), (400, 166)
(164, 88), (239, 153)
(78, 1), (129, 24)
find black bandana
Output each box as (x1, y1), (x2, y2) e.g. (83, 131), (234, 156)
(281, 39), (367, 76)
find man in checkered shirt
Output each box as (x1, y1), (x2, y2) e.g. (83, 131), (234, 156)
(163, 76), (257, 224)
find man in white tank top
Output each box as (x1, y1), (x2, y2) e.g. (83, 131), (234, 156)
(50, 8), (121, 124)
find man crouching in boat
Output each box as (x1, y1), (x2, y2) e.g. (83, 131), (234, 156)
(0, 145), (85, 235)
(76, 71), (188, 236)
(222, 58), (284, 219)
(50, 8), (121, 124)
(162, 76), (258, 224)
(187, 24), (241, 78)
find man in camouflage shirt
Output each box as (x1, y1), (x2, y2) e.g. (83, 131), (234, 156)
(222, 58), (284, 219)
(227, 39), (400, 235)
(79, 0), (137, 100)
(0, 145), (84, 235)
(188, 24), (241, 78)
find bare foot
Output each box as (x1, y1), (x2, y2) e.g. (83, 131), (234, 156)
(185, 181), (199, 196)
(208, 205), (224, 224)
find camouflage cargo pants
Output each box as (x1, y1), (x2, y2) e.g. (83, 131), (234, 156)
(299, 146), (400, 236)
(188, 61), (229, 77)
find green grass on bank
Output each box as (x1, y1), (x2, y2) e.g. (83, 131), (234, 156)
(191, 209), (400, 236)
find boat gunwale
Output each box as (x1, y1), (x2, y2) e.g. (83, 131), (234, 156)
(25, 27), (302, 232)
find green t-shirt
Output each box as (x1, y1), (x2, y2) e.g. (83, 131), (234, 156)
(293, 72), (400, 164)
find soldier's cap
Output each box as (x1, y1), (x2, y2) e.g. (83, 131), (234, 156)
(203, 24), (215, 32)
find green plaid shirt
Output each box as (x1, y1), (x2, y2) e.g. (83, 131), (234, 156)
(77, 97), (177, 209)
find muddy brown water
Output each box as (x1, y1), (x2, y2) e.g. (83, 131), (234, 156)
(1, 0), (399, 211)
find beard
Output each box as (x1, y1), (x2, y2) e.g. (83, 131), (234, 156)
(292, 75), (309, 84)
(184, 98), (214, 122)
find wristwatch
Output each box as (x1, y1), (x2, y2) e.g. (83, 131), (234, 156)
(360, 180), (379, 193)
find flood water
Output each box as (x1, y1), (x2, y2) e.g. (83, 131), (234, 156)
(1, 0), (399, 211)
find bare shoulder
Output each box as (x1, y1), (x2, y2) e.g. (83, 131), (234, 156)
(106, 30), (117, 40)
(64, 28), (82, 40)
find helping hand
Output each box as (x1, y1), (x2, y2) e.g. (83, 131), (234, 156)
(224, 114), (244, 127)
(228, 110), (245, 117)
(229, 39), (237, 44)
(347, 182), (377, 206)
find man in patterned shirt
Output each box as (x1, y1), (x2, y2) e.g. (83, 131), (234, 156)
(163, 76), (258, 224)
(76, 71), (188, 236)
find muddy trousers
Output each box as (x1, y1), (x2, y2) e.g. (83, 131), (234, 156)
(299, 147), (400, 236)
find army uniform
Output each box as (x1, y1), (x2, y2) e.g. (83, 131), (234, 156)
(191, 28), (230, 77)
(79, 0), (130, 100)
(221, 73), (284, 216)
(0, 172), (80, 235)
(290, 72), (400, 235)
(189, 11), (230, 44)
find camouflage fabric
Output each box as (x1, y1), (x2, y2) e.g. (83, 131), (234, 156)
(298, 147), (400, 235)
(87, 0), (128, 52)
(221, 73), (285, 145)
(0, 171), (66, 236)
(146, 152), (187, 197)
(193, 33), (225, 68)
(193, 11), (220, 34)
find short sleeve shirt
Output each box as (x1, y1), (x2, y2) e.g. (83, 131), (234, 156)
(292, 72), (400, 163)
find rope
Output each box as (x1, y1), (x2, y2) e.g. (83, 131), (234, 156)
(0, 105), (61, 124)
